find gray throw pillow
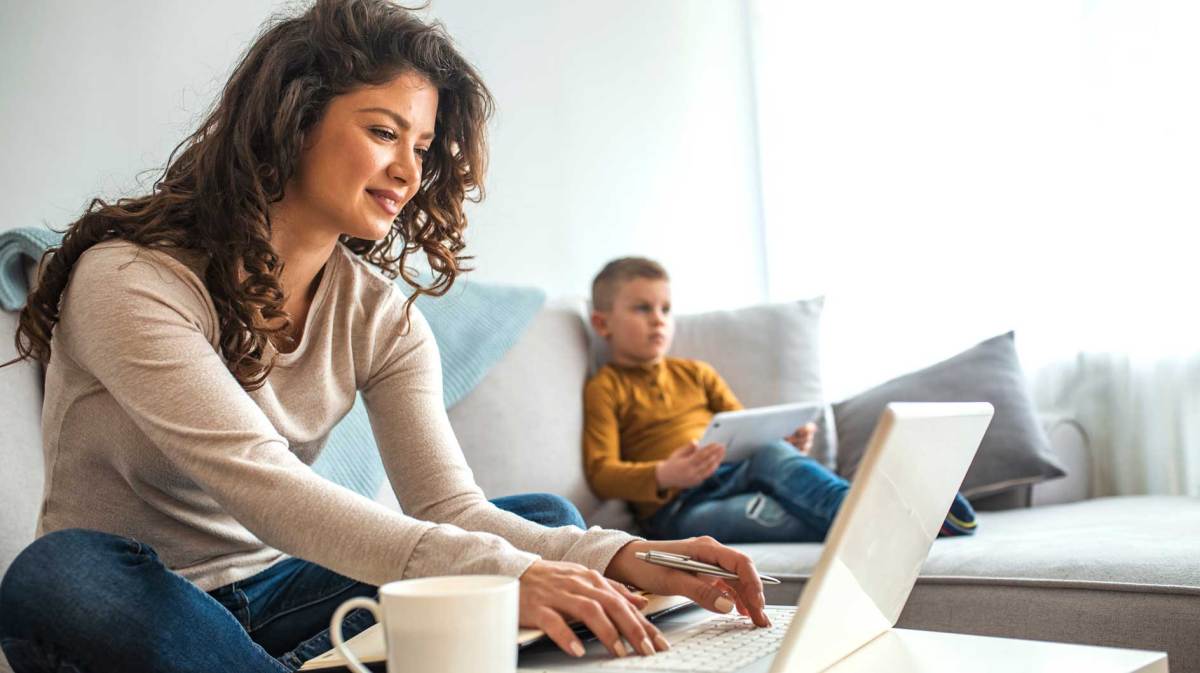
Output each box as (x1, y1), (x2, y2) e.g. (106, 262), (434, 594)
(833, 332), (1065, 497)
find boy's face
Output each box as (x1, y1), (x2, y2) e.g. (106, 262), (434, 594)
(592, 277), (675, 367)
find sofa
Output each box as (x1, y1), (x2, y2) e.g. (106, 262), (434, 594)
(2, 295), (1197, 672)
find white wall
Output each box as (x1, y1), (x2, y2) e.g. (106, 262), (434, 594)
(0, 1), (765, 313)
(429, 1), (765, 311)
(0, 1), (278, 234)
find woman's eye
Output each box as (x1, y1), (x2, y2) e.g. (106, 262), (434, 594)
(371, 127), (397, 141)
(415, 147), (430, 161)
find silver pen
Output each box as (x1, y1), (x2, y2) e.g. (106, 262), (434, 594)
(635, 550), (781, 585)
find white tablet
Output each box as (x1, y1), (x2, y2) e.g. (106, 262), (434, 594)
(699, 401), (826, 464)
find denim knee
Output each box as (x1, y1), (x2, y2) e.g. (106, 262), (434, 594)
(494, 492), (586, 529)
(529, 493), (587, 529)
(0, 529), (142, 639)
(546, 493), (587, 529)
(753, 440), (805, 467)
(2, 530), (291, 673)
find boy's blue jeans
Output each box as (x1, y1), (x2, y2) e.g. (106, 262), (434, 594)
(642, 441), (851, 543)
(0, 493), (585, 673)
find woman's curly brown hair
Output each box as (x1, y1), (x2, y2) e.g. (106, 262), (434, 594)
(7, 0), (492, 389)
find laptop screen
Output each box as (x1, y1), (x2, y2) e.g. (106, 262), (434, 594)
(769, 403), (993, 673)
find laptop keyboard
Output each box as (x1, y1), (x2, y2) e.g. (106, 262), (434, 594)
(599, 607), (796, 671)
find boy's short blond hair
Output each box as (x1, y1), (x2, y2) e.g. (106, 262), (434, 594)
(591, 257), (669, 311)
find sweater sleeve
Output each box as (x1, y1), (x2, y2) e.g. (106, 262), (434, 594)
(699, 361), (744, 414)
(582, 373), (673, 506)
(57, 244), (469, 587)
(362, 292), (637, 577)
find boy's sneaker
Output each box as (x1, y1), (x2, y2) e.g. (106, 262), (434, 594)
(939, 493), (977, 537)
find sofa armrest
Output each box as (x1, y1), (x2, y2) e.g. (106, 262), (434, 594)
(1031, 413), (1092, 507)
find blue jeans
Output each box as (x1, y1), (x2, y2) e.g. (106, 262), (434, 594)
(642, 441), (851, 543)
(0, 493), (584, 673)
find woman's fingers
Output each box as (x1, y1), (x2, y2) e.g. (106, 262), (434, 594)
(523, 560), (668, 659)
(664, 568), (740, 615)
(588, 572), (667, 654)
(685, 538), (770, 627)
(570, 594), (627, 657)
(534, 607), (586, 658)
(607, 579), (650, 609)
(551, 571), (667, 658)
(707, 577), (749, 616)
(580, 582), (661, 656)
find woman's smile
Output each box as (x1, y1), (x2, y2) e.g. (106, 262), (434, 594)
(367, 188), (403, 216)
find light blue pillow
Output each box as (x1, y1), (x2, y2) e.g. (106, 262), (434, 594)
(312, 279), (545, 498)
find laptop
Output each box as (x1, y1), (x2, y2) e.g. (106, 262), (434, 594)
(699, 401), (826, 464)
(518, 401), (994, 673)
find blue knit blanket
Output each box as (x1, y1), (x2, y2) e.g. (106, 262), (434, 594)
(0, 226), (60, 311)
(0, 227), (544, 498)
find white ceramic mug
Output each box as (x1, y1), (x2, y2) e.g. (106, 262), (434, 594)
(329, 574), (520, 673)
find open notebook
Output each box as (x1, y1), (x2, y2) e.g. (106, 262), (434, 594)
(299, 592), (693, 671)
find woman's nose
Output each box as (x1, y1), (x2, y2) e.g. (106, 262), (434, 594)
(388, 152), (419, 186)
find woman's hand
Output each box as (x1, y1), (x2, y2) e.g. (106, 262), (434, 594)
(655, 441), (725, 490)
(605, 537), (771, 629)
(519, 559), (671, 659)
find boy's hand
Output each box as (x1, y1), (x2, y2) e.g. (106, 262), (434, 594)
(655, 441), (725, 490)
(786, 422), (817, 455)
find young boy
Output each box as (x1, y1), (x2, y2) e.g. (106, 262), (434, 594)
(582, 257), (977, 542)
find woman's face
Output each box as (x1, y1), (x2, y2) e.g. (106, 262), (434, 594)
(284, 70), (439, 242)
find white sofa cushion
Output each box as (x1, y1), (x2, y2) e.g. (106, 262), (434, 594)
(0, 310), (46, 584)
(739, 494), (1200, 671)
(742, 496), (1200, 586)
(444, 299), (604, 517)
(743, 496), (1200, 673)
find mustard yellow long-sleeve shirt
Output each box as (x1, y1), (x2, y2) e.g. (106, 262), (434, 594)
(583, 357), (743, 519)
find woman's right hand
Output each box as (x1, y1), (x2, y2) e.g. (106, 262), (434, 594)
(655, 441), (725, 490)
(518, 559), (671, 659)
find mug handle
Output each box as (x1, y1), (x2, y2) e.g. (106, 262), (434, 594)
(330, 596), (383, 673)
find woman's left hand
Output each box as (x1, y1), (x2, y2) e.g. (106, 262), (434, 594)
(605, 537), (771, 628)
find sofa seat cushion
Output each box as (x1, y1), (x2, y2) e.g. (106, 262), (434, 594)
(736, 496), (1200, 673)
(737, 496), (1199, 588)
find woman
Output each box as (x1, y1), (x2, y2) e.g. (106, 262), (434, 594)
(0, 1), (769, 671)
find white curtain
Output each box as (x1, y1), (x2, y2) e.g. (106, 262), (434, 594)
(746, 0), (1200, 496)
(1034, 353), (1200, 497)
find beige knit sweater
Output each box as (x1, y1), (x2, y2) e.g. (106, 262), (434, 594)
(37, 240), (635, 592)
